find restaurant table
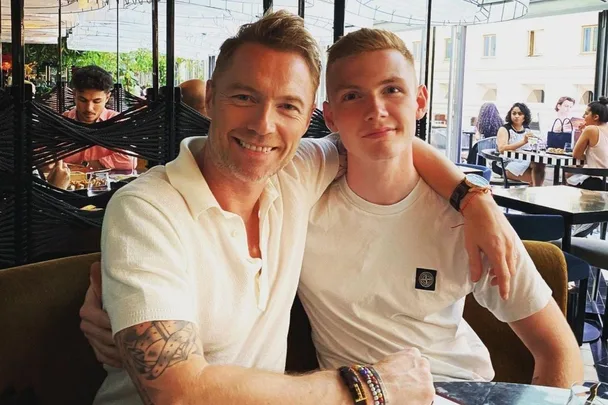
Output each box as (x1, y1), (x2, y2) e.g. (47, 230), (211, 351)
(502, 150), (585, 185)
(435, 381), (605, 404)
(460, 166), (484, 176)
(492, 186), (608, 253)
(492, 186), (608, 343)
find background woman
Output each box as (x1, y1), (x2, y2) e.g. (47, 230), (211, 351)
(569, 97), (608, 190)
(497, 102), (546, 186)
(467, 102), (503, 164)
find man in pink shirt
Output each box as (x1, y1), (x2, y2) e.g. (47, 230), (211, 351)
(62, 65), (136, 171)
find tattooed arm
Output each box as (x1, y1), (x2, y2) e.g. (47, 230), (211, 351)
(115, 320), (353, 405)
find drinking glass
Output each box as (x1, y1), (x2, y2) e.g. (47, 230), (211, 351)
(87, 171), (110, 196)
(567, 381), (608, 404)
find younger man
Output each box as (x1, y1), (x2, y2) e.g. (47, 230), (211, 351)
(62, 65), (136, 171)
(298, 28), (583, 388)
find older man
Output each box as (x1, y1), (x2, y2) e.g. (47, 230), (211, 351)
(82, 11), (520, 405)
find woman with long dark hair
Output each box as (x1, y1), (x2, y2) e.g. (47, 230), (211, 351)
(496, 102), (546, 186)
(569, 97), (608, 190)
(476, 102), (503, 139)
(466, 103), (503, 164)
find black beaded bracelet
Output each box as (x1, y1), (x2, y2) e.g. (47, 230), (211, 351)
(338, 366), (368, 404)
(353, 365), (386, 405)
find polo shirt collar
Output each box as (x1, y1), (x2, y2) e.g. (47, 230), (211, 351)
(165, 137), (280, 219)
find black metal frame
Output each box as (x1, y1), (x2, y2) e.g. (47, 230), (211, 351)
(263, 0), (272, 14)
(151, 0), (159, 100)
(333, 0), (345, 43)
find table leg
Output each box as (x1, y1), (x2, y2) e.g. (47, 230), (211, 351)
(553, 162), (561, 186)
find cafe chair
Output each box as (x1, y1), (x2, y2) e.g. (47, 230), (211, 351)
(561, 166), (608, 240)
(475, 137), (528, 189)
(504, 213), (591, 345)
(286, 241), (568, 385)
(0, 253), (106, 404)
(456, 163), (492, 181)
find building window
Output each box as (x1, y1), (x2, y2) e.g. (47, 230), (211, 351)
(445, 38), (452, 59)
(581, 90), (594, 104)
(483, 35), (496, 57)
(527, 30), (543, 56)
(482, 88), (497, 102)
(527, 89), (545, 103)
(412, 41), (421, 60)
(581, 25), (598, 53)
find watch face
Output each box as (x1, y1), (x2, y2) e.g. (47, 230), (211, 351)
(465, 174), (490, 188)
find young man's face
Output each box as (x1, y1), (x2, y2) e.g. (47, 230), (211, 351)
(204, 43), (316, 183)
(74, 89), (111, 123)
(323, 49), (428, 162)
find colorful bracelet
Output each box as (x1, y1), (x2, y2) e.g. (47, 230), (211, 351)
(367, 365), (388, 405)
(353, 365), (386, 405)
(338, 366), (368, 404)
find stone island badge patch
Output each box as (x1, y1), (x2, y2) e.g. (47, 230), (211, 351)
(415, 268), (437, 291)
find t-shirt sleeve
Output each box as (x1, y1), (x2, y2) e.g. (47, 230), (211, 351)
(472, 238), (553, 323)
(280, 138), (340, 204)
(101, 192), (197, 337)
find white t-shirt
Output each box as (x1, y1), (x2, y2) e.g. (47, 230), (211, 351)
(298, 176), (552, 382)
(94, 137), (339, 405)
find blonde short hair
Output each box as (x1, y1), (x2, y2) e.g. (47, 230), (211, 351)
(212, 10), (321, 93)
(327, 28), (414, 72)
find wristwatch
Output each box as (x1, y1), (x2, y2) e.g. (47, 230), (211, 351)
(449, 174), (491, 211)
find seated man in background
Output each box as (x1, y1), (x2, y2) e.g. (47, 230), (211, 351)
(62, 65), (136, 171)
(298, 28), (582, 388)
(179, 78), (207, 116)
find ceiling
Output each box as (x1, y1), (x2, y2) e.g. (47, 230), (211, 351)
(1, 0), (606, 60)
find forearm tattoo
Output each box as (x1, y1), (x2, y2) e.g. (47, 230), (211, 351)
(117, 321), (203, 380)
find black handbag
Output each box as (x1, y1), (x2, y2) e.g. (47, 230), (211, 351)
(547, 118), (572, 149)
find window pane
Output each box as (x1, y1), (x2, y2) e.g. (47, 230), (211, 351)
(593, 26), (598, 52)
(583, 27), (591, 52)
(445, 38), (452, 59)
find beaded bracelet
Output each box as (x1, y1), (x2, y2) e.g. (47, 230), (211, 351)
(338, 366), (368, 404)
(353, 365), (386, 405)
(367, 366), (388, 404)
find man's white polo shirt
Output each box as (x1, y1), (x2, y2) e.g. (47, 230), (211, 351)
(94, 136), (339, 405)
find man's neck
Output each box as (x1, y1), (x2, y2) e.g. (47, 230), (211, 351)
(198, 144), (265, 220)
(345, 147), (419, 206)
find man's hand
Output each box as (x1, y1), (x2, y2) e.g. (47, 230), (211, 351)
(461, 192), (516, 300)
(373, 348), (434, 405)
(47, 160), (71, 189)
(79, 262), (122, 368)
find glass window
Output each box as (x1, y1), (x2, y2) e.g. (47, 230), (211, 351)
(582, 25), (598, 53)
(482, 88), (497, 101)
(445, 38), (452, 59)
(528, 30), (543, 56)
(527, 89), (545, 103)
(412, 41), (421, 60)
(483, 35), (496, 57)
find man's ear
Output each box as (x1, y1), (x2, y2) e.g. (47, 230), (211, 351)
(205, 79), (214, 117)
(104, 92), (111, 105)
(415, 85), (429, 120)
(323, 100), (339, 133)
